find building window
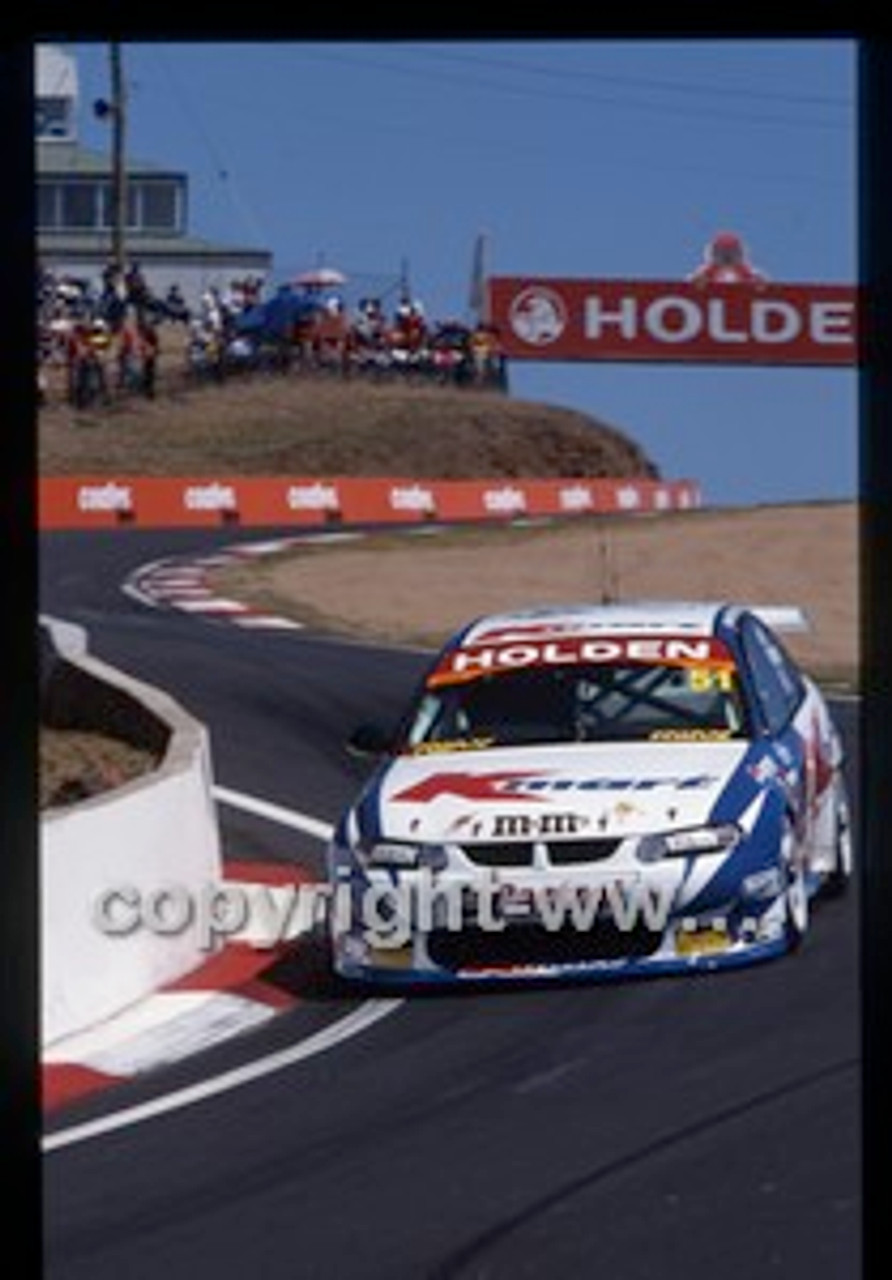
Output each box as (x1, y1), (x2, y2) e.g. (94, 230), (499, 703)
(140, 181), (179, 232)
(36, 96), (74, 141)
(99, 183), (139, 231)
(98, 178), (181, 233)
(60, 182), (99, 230)
(37, 172), (186, 235)
(37, 182), (60, 230)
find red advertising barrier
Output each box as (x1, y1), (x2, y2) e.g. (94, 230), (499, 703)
(487, 277), (859, 367)
(39, 475), (702, 531)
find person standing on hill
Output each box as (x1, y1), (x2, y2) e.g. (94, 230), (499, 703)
(125, 261), (152, 318)
(115, 312), (140, 392)
(137, 316), (159, 398)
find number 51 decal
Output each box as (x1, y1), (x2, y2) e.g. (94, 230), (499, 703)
(688, 666), (734, 693)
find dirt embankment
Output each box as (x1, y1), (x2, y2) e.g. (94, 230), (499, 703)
(39, 347), (658, 482)
(207, 502), (858, 686)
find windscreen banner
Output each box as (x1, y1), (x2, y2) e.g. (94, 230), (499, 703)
(487, 278), (858, 367)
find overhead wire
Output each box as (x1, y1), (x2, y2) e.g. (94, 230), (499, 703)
(302, 46), (853, 133)
(409, 44), (855, 112)
(281, 46), (851, 191)
(147, 46), (273, 251)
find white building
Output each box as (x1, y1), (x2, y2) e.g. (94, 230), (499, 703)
(35, 44), (272, 308)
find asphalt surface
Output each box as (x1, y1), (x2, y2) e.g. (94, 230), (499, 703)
(40, 528), (861, 1280)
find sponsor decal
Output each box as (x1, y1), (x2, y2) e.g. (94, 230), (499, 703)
(649, 728), (733, 742)
(429, 635), (733, 686)
(389, 483), (436, 513)
(490, 811), (590, 838)
(748, 755), (781, 786)
(616, 486), (642, 511)
(508, 285), (569, 346)
(410, 737), (495, 755)
(583, 292), (853, 346)
(742, 868), (784, 900)
(183, 482), (237, 511)
(391, 770), (718, 804)
(468, 616), (707, 645)
(393, 771), (545, 804)
(489, 278), (858, 367)
(559, 484), (595, 512)
(675, 923), (730, 956)
(483, 486), (527, 515)
(446, 813), (488, 838)
(609, 800), (647, 824)
(748, 751), (800, 797)
(286, 482), (340, 511)
(76, 481), (133, 513)
(469, 618), (600, 645)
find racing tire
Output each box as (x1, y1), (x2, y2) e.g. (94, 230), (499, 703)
(782, 819), (809, 950)
(822, 773), (854, 899)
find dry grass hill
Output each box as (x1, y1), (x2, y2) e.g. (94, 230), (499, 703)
(39, 335), (659, 481)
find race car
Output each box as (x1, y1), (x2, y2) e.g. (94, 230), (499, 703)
(326, 601), (852, 984)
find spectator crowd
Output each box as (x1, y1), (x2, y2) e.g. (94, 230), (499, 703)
(37, 261), (508, 411)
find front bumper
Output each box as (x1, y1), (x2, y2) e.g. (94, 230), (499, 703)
(329, 873), (791, 986)
(333, 933), (789, 985)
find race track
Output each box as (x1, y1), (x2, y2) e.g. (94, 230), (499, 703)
(40, 528), (861, 1280)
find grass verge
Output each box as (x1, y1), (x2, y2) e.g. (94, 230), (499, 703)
(40, 727), (162, 812)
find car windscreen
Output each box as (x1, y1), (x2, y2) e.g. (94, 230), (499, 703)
(400, 658), (750, 751)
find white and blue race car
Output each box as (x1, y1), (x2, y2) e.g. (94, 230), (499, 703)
(327, 602), (852, 984)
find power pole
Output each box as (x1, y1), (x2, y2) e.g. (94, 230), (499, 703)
(109, 41), (127, 276)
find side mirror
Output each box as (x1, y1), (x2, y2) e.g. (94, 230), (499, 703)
(346, 722), (395, 758)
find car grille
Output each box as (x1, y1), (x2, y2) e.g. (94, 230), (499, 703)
(546, 839), (623, 865)
(457, 842), (535, 867)
(458, 839), (622, 867)
(427, 921), (664, 971)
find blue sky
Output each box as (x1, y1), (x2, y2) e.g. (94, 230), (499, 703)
(69, 39), (857, 506)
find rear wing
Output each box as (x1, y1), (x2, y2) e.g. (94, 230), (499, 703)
(748, 605), (811, 634)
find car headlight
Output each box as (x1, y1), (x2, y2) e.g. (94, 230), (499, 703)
(637, 823), (741, 863)
(359, 841), (449, 872)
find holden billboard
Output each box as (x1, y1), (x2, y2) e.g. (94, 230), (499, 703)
(487, 278), (858, 367)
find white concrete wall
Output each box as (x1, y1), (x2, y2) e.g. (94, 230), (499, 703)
(40, 622), (223, 1047)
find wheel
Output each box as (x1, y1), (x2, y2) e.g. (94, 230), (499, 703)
(822, 772), (853, 899)
(782, 818), (809, 949)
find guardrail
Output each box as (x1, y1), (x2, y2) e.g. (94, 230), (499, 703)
(40, 618), (223, 1047)
(39, 474), (701, 529)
